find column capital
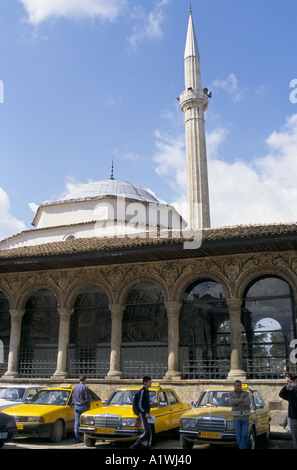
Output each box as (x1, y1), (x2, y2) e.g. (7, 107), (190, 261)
(226, 297), (242, 311)
(57, 308), (73, 321)
(164, 301), (182, 317)
(9, 309), (25, 321)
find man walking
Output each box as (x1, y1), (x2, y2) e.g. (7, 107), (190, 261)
(279, 374), (297, 448)
(72, 375), (90, 443)
(130, 376), (152, 449)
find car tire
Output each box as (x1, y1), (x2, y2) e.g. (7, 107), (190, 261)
(249, 427), (256, 449)
(50, 419), (64, 443)
(84, 434), (96, 447)
(180, 434), (194, 449)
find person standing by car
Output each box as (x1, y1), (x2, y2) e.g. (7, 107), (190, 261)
(279, 374), (297, 448)
(130, 376), (152, 449)
(228, 380), (251, 449)
(72, 375), (90, 444)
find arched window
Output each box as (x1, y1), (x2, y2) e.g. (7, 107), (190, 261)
(20, 289), (59, 378)
(69, 286), (111, 378)
(121, 282), (167, 378)
(242, 276), (296, 378)
(180, 280), (229, 379)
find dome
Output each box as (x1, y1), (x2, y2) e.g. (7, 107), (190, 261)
(63, 178), (159, 204)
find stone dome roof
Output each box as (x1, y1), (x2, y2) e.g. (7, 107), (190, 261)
(63, 178), (159, 203)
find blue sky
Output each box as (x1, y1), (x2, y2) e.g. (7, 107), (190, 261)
(0, 0), (297, 241)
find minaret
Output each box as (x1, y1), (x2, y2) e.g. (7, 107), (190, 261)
(179, 6), (211, 229)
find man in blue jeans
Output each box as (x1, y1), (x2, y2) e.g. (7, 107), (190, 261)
(228, 380), (251, 449)
(72, 375), (90, 443)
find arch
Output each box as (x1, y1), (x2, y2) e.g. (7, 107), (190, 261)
(15, 281), (62, 311)
(68, 285), (112, 378)
(235, 265), (297, 300)
(0, 291), (10, 349)
(64, 279), (113, 308)
(116, 275), (168, 305)
(241, 275), (296, 378)
(121, 281), (168, 378)
(179, 278), (230, 379)
(173, 271), (231, 303)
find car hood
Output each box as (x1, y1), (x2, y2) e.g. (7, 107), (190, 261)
(84, 405), (135, 418)
(182, 406), (232, 419)
(0, 399), (20, 410)
(2, 404), (68, 416)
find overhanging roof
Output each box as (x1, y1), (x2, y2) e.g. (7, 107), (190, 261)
(0, 223), (297, 273)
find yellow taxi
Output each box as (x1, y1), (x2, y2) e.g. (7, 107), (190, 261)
(79, 384), (191, 447)
(3, 384), (103, 442)
(179, 385), (270, 449)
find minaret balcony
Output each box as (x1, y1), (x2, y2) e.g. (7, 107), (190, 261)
(179, 88), (208, 112)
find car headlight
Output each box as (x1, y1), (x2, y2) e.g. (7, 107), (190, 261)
(181, 418), (196, 429)
(80, 415), (95, 427)
(27, 417), (43, 423)
(226, 420), (234, 432)
(121, 418), (137, 427)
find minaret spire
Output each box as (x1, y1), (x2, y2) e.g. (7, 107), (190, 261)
(180, 6), (211, 229)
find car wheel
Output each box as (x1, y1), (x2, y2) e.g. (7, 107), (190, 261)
(84, 434), (96, 447)
(249, 427), (256, 449)
(50, 419), (64, 443)
(180, 434), (194, 449)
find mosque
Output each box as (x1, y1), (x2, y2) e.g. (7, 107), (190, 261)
(0, 8), (296, 401)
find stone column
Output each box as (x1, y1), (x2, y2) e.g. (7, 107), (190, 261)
(226, 298), (246, 380)
(107, 304), (124, 379)
(52, 308), (73, 379)
(4, 309), (25, 378)
(164, 301), (182, 380)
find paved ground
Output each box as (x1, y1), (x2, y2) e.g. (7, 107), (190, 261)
(2, 425), (295, 450)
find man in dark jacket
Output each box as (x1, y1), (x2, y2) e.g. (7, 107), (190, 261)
(279, 375), (297, 448)
(130, 376), (152, 449)
(72, 375), (90, 443)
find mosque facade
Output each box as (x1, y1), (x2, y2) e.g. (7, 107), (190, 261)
(0, 10), (296, 399)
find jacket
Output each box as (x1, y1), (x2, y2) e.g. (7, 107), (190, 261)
(279, 386), (297, 419)
(228, 390), (250, 420)
(138, 386), (150, 415)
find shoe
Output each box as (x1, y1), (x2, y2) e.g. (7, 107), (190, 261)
(75, 439), (82, 444)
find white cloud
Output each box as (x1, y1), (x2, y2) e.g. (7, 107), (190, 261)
(18, 0), (127, 24)
(211, 73), (244, 102)
(127, 0), (170, 52)
(153, 112), (297, 228)
(0, 188), (26, 241)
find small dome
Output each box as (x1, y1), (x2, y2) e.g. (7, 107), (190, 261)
(63, 179), (159, 203)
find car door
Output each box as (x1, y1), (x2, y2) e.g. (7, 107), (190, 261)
(164, 390), (182, 429)
(89, 389), (103, 410)
(253, 391), (270, 435)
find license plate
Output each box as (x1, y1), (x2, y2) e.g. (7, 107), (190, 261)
(0, 432), (8, 439)
(95, 428), (115, 434)
(198, 432), (222, 439)
(16, 424), (23, 430)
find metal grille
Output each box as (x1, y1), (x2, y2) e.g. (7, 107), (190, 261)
(94, 414), (121, 428)
(196, 417), (226, 433)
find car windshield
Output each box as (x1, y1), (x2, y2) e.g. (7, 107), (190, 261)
(106, 390), (158, 406)
(197, 390), (232, 407)
(28, 389), (71, 406)
(0, 387), (26, 402)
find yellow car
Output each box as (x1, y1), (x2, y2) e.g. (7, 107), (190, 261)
(3, 384), (103, 442)
(180, 386), (270, 449)
(79, 384), (191, 447)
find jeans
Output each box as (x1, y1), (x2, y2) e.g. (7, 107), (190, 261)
(290, 418), (297, 448)
(74, 404), (88, 441)
(233, 419), (250, 449)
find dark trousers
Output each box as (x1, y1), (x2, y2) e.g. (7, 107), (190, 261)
(130, 413), (151, 449)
